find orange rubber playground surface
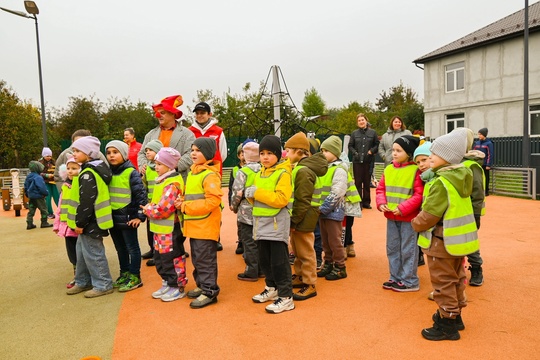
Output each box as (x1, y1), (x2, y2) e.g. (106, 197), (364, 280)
(2, 190), (539, 359)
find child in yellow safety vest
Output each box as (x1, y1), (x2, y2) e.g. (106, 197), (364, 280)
(53, 156), (81, 289)
(66, 136), (114, 298)
(140, 139), (164, 265)
(175, 137), (223, 309)
(142, 147), (187, 302)
(412, 130), (479, 341)
(246, 135), (294, 314)
(376, 135), (423, 292)
(106, 140), (147, 292)
(229, 142), (247, 255)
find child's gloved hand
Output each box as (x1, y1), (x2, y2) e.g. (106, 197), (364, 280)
(244, 186), (257, 199)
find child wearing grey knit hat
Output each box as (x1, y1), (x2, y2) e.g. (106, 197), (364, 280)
(412, 128), (479, 341)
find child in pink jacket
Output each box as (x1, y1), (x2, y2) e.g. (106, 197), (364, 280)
(53, 156), (81, 288)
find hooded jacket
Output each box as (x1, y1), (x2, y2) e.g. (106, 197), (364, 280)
(76, 159), (112, 237)
(411, 164), (473, 258)
(24, 170), (48, 200)
(189, 118), (228, 166)
(462, 150), (485, 216)
(230, 161), (262, 225)
(473, 137), (494, 167)
(109, 160), (147, 228)
(291, 152), (328, 231)
(180, 160), (223, 241)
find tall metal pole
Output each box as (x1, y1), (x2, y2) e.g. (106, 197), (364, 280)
(271, 65), (281, 138)
(523, 0), (530, 167)
(32, 14), (48, 147)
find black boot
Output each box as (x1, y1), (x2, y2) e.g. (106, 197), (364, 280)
(469, 265), (484, 286)
(317, 262), (333, 278)
(235, 241), (244, 255)
(422, 310), (460, 341)
(41, 221), (53, 228)
(27, 222), (36, 230)
(432, 311), (465, 331)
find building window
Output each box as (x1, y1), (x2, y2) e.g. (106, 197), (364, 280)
(446, 113), (465, 133)
(531, 105), (540, 136)
(445, 61), (465, 93)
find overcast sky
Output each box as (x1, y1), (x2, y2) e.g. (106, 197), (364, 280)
(0, 0), (528, 114)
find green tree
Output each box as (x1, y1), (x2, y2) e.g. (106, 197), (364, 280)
(302, 87), (326, 117)
(375, 81), (424, 132)
(0, 81), (43, 168)
(102, 98), (156, 142)
(51, 95), (105, 143)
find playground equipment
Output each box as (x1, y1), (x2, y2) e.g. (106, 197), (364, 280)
(1, 168), (27, 216)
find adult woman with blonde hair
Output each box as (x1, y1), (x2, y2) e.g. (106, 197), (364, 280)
(378, 116), (412, 167)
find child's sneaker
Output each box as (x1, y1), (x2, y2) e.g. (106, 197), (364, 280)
(151, 281), (170, 299)
(325, 265), (347, 280)
(291, 274), (304, 288)
(66, 279), (76, 289)
(84, 288), (114, 298)
(161, 287), (186, 302)
(252, 286), (278, 303)
(113, 272), (130, 288)
(187, 287), (203, 299)
(392, 282), (420, 292)
(118, 274), (143, 292)
(316, 258), (323, 270)
(288, 252), (295, 265)
(382, 280), (397, 290)
(317, 262), (333, 277)
(189, 294), (218, 308)
(293, 284), (317, 301)
(265, 296), (295, 314)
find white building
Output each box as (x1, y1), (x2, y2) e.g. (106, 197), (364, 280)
(413, 2), (540, 139)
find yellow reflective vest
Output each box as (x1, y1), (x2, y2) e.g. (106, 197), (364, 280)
(253, 168), (288, 217)
(109, 167), (134, 210)
(383, 164), (418, 210)
(463, 159), (486, 216)
(149, 175), (184, 234)
(418, 176), (479, 256)
(67, 168), (113, 230)
(145, 166), (158, 201)
(60, 182), (75, 222)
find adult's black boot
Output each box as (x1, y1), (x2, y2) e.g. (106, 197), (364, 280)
(469, 265), (484, 286)
(422, 310), (460, 341)
(27, 222), (36, 230)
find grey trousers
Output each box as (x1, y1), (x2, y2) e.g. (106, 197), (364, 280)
(190, 238), (220, 298)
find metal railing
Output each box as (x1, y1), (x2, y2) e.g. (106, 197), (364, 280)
(491, 167), (536, 200)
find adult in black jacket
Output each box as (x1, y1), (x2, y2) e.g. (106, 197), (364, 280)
(348, 113), (379, 209)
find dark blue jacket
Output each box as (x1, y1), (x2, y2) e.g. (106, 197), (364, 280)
(473, 138), (494, 167)
(24, 172), (48, 199)
(110, 160), (147, 228)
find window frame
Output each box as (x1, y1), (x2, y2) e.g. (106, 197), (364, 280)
(530, 105), (540, 137)
(445, 61), (465, 93)
(445, 113), (465, 133)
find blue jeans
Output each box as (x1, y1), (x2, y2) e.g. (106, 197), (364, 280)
(75, 233), (113, 291)
(110, 226), (142, 276)
(386, 220), (419, 287)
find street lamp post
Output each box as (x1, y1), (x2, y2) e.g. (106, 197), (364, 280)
(1, 1), (48, 147)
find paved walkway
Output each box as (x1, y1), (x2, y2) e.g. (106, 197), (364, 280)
(1, 191), (539, 359)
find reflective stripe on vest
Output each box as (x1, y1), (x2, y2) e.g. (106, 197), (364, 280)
(66, 168), (113, 230)
(315, 164), (344, 206)
(60, 183), (75, 222)
(146, 166), (158, 201)
(184, 170), (220, 221)
(383, 164), (418, 210)
(149, 175), (184, 234)
(463, 160), (486, 216)
(346, 172), (361, 204)
(418, 176), (479, 256)
(253, 168), (287, 217)
(109, 167), (134, 210)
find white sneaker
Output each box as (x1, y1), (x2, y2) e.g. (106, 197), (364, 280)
(265, 297), (295, 314)
(252, 286), (278, 303)
(152, 281), (170, 299)
(161, 287), (186, 302)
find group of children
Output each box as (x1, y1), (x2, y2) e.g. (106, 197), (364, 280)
(26, 100), (487, 334)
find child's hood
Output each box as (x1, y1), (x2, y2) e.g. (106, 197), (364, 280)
(191, 118), (219, 133)
(84, 159), (112, 185)
(28, 160), (44, 173)
(437, 165), (473, 198)
(463, 150), (485, 165)
(298, 152), (328, 177)
(261, 158), (292, 177)
(191, 160), (221, 175)
(110, 160), (135, 175)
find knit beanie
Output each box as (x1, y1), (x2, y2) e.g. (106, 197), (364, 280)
(308, 138), (320, 154)
(453, 127), (475, 150)
(41, 147), (52, 157)
(28, 160), (44, 173)
(105, 140), (128, 161)
(259, 135), (282, 160)
(413, 141), (432, 161)
(154, 147), (181, 170)
(66, 156), (81, 167)
(394, 135), (420, 158)
(430, 131), (468, 165)
(145, 139), (163, 154)
(243, 141), (260, 163)
(71, 136), (101, 159)
(236, 143), (243, 155)
(284, 132), (309, 151)
(193, 137), (217, 161)
(320, 135), (343, 159)
(478, 127), (488, 137)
